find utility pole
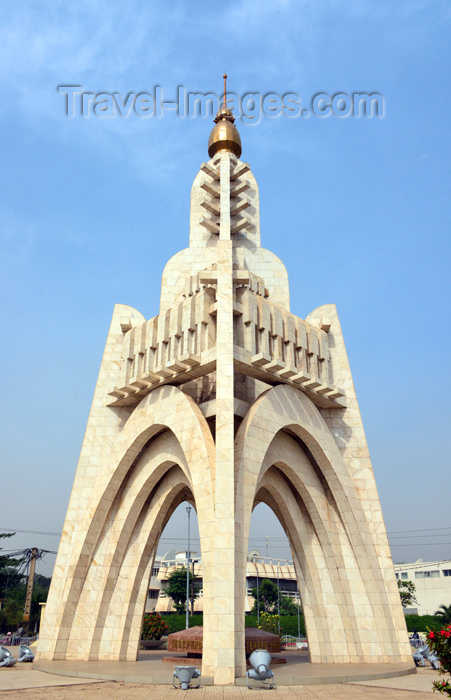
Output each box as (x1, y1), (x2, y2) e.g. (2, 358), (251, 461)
(3, 546), (56, 633)
(23, 547), (38, 632)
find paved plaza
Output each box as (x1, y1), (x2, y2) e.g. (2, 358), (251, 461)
(0, 650), (443, 700)
(0, 674), (442, 700)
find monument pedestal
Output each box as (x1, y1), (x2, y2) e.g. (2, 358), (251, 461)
(167, 626), (282, 659)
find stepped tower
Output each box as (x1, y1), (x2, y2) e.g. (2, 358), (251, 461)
(37, 81), (412, 685)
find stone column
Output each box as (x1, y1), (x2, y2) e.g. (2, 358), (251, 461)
(211, 151), (239, 685)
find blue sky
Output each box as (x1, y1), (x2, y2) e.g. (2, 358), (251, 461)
(1, 0), (450, 577)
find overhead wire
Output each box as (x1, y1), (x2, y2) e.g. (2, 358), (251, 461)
(1, 526), (451, 553)
(390, 542), (451, 547)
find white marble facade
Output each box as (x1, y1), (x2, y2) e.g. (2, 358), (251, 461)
(37, 123), (412, 685)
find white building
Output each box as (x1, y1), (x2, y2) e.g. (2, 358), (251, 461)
(148, 553), (451, 618)
(144, 559), (162, 613)
(394, 559), (451, 615)
(152, 550), (300, 614)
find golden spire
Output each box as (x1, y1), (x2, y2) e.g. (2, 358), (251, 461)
(208, 73), (242, 159)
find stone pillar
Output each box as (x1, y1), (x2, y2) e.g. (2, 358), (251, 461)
(211, 151), (240, 684)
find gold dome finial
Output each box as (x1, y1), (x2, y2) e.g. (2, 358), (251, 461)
(208, 73), (242, 159)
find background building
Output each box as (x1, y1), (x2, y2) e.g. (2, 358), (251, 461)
(151, 554), (451, 618)
(394, 560), (451, 615)
(144, 559), (162, 613)
(154, 550), (302, 613)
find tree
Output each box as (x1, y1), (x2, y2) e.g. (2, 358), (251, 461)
(166, 567), (200, 614)
(0, 533), (23, 597)
(0, 534), (51, 633)
(251, 579), (278, 613)
(397, 579), (418, 608)
(0, 573), (51, 633)
(0, 534), (28, 632)
(435, 605), (451, 626)
(279, 595), (298, 616)
(250, 578), (297, 615)
(0, 599), (23, 630)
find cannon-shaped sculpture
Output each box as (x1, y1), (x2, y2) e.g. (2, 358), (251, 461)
(413, 644), (440, 670)
(18, 645), (34, 663)
(172, 665), (201, 690)
(246, 649), (275, 689)
(0, 647), (17, 667)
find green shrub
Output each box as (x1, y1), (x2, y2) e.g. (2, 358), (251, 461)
(161, 614), (204, 634)
(162, 613), (306, 637)
(404, 615), (443, 633)
(141, 613), (168, 640)
(156, 612), (445, 645)
(245, 614), (305, 636)
(259, 613), (280, 635)
(245, 615), (258, 628)
(279, 614), (306, 637)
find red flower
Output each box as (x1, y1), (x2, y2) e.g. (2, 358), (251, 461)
(440, 629), (451, 638)
(428, 631), (435, 639)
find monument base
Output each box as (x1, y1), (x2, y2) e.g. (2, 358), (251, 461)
(34, 650), (416, 686)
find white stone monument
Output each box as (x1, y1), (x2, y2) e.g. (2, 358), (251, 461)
(37, 86), (412, 685)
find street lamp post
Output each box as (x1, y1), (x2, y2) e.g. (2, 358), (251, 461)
(297, 588), (301, 640)
(191, 558), (197, 616)
(186, 505), (191, 630)
(256, 562), (259, 625)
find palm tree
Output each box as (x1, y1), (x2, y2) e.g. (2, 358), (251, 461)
(435, 604), (451, 625)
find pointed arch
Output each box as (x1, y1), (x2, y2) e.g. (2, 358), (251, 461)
(40, 385), (215, 661)
(235, 384), (406, 663)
